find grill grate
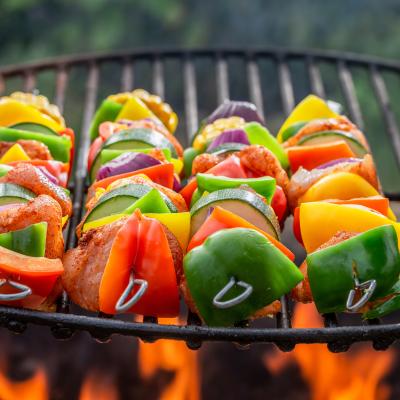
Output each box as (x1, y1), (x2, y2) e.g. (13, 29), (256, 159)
(1, 48), (400, 352)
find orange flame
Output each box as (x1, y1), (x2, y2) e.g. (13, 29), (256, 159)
(138, 317), (200, 400)
(0, 367), (48, 400)
(78, 370), (119, 400)
(264, 303), (394, 400)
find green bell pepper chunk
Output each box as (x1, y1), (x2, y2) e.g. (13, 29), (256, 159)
(100, 148), (172, 165)
(363, 281), (400, 319)
(308, 225), (400, 314)
(244, 122), (289, 169)
(0, 164), (13, 177)
(184, 228), (303, 326)
(0, 222), (47, 257)
(196, 174), (276, 203)
(123, 188), (171, 215)
(280, 121), (307, 142)
(0, 128), (71, 163)
(183, 147), (200, 178)
(89, 99), (123, 141)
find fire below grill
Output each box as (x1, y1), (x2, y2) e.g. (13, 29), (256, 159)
(1, 48), (400, 353)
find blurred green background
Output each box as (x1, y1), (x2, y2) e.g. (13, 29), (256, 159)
(1, 0), (400, 190)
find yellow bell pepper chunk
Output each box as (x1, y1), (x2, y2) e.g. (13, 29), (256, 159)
(277, 95), (340, 142)
(81, 212), (191, 251)
(0, 144), (30, 163)
(300, 172), (379, 204)
(82, 214), (126, 233)
(116, 97), (159, 123)
(300, 202), (400, 253)
(144, 212), (190, 250)
(62, 215), (69, 228)
(171, 157), (183, 175)
(0, 100), (63, 132)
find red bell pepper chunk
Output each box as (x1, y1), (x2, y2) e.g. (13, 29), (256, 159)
(271, 185), (287, 223)
(99, 210), (180, 316)
(0, 246), (63, 309)
(91, 163), (175, 191)
(188, 206), (295, 261)
(293, 206), (303, 245)
(87, 136), (104, 171)
(287, 141), (355, 172)
(180, 155), (248, 207)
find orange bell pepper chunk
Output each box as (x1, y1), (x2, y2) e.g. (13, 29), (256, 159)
(91, 163), (175, 191)
(187, 206), (295, 261)
(287, 140), (355, 172)
(325, 196), (390, 217)
(0, 246), (63, 308)
(99, 210), (180, 316)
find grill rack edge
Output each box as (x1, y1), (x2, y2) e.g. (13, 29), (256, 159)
(1, 47), (400, 352)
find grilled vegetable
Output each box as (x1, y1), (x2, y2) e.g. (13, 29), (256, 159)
(183, 228), (302, 326)
(307, 225), (400, 314)
(0, 183), (36, 205)
(0, 127), (71, 163)
(244, 122), (289, 169)
(196, 174), (276, 203)
(97, 211), (180, 316)
(190, 188), (280, 239)
(0, 222), (47, 257)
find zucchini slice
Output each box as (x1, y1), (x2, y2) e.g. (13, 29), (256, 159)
(190, 188), (280, 239)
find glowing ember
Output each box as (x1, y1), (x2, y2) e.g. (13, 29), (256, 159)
(0, 367), (48, 400)
(264, 303), (394, 400)
(78, 370), (119, 400)
(138, 317), (200, 400)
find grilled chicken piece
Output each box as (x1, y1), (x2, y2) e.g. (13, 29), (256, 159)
(192, 153), (228, 175)
(0, 163), (72, 217)
(0, 195), (64, 259)
(283, 116), (370, 150)
(63, 218), (183, 312)
(0, 140), (53, 161)
(191, 145), (289, 192)
(287, 154), (380, 210)
(292, 231), (358, 303)
(238, 145), (289, 192)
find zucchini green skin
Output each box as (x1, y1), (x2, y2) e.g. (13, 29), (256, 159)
(0, 222), (47, 257)
(308, 225), (400, 315)
(297, 130), (368, 157)
(183, 228), (303, 326)
(10, 123), (58, 136)
(85, 183), (177, 223)
(0, 183), (36, 205)
(0, 127), (71, 162)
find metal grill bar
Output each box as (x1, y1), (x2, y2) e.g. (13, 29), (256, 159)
(307, 57), (326, 98)
(55, 65), (69, 114)
(247, 57), (265, 119)
(67, 62), (99, 249)
(152, 56), (165, 98)
(23, 70), (36, 92)
(1, 48), (400, 351)
(120, 58), (134, 91)
(370, 65), (400, 168)
(215, 56), (229, 103)
(183, 57), (198, 143)
(337, 60), (364, 129)
(277, 56), (295, 117)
